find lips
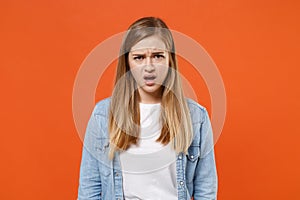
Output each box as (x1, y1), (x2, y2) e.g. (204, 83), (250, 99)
(143, 75), (156, 86)
(144, 75), (156, 80)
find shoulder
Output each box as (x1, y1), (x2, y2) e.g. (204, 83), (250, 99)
(92, 97), (111, 117)
(185, 98), (208, 124)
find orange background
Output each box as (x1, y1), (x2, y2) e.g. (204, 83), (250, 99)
(1, 0), (299, 199)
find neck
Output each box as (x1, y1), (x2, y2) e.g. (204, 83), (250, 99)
(138, 89), (162, 104)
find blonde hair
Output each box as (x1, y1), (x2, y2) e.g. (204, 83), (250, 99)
(108, 17), (193, 159)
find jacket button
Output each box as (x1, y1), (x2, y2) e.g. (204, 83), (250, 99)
(180, 181), (184, 185)
(178, 155), (182, 160)
(115, 172), (119, 177)
(190, 155), (194, 159)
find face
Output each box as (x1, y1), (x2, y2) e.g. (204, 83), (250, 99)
(128, 35), (169, 103)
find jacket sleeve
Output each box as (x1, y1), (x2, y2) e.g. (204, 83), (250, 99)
(193, 108), (218, 200)
(78, 107), (102, 200)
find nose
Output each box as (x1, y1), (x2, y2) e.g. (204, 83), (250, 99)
(144, 56), (155, 73)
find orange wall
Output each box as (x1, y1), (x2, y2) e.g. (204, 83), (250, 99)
(1, 0), (299, 199)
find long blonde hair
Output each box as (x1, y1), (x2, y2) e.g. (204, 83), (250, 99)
(108, 17), (193, 159)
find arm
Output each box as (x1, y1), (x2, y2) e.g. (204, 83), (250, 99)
(193, 108), (218, 200)
(78, 108), (102, 200)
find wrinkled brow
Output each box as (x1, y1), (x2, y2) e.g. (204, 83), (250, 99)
(130, 48), (167, 53)
(131, 51), (165, 56)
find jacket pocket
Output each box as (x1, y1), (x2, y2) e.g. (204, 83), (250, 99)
(94, 138), (112, 177)
(187, 145), (200, 162)
(186, 145), (200, 183)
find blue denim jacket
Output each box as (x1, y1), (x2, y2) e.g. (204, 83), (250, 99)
(78, 97), (218, 200)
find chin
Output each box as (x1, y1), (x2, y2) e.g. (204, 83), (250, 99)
(141, 85), (161, 93)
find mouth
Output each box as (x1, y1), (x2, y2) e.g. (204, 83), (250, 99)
(143, 75), (156, 86)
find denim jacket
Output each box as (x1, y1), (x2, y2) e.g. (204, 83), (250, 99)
(78, 97), (218, 200)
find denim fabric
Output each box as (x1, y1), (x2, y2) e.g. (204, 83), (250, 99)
(78, 97), (218, 200)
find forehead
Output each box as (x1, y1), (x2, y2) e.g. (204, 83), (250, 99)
(130, 35), (166, 52)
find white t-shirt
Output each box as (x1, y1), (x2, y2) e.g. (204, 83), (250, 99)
(119, 102), (178, 200)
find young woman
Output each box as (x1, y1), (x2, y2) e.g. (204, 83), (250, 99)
(78, 17), (217, 200)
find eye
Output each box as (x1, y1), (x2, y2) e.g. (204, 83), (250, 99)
(153, 54), (165, 59)
(133, 56), (144, 61)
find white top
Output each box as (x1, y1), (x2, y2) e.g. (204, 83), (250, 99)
(119, 102), (178, 200)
